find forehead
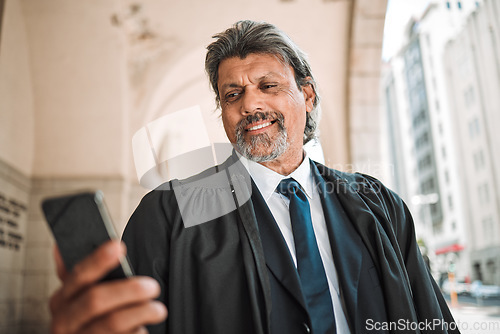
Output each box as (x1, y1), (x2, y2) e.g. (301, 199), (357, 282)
(217, 53), (295, 87)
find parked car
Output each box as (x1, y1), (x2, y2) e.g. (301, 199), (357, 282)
(470, 280), (500, 298)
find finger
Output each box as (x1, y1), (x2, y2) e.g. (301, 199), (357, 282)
(54, 244), (68, 281)
(50, 240), (126, 321)
(62, 240), (126, 301)
(123, 327), (149, 334)
(121, 326), (149, 334)
(49, 285), (65, 315)
(57, 277), (162, 333)
(117, 325), (149, 334)
(131, 326), (149, 334)
(49, 244), (74, 314)
(81, 326), (149, 334)
(79, 301), (167, 334)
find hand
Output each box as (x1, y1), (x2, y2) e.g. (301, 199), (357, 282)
(49, 240), (167, 334)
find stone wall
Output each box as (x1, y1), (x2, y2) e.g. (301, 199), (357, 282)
(0, 160), (30, 333)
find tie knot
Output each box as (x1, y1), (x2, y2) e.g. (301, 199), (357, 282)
(276, 178), (301, 198)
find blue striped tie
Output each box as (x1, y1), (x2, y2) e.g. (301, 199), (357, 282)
(277, 178), (336, 333)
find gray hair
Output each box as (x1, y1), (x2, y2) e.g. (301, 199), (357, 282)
(205, 20), (321, 144)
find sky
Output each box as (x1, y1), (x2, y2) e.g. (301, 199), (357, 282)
(382, 0), (432, 60)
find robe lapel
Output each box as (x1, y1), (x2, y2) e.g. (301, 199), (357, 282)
(222, 154), (272, 333)
(313, 162), (422, 331)
(251, 181), (308, 312)
(311, 162), (362, 330)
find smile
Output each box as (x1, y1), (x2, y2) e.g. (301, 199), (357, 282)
(246, 120), (275, 132)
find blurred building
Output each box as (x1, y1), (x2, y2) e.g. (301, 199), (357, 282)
(382, 0), (483, 281)
(0, 0), (387, 333)
(443, 0), (500, 285)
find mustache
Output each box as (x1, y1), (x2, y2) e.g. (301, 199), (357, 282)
(234, 110), (289, 162)
(236, 111), (285, 133)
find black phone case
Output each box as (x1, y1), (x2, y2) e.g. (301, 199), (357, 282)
(41, 191), (133, 281)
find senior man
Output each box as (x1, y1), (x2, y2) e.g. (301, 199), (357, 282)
(50, 21), (459, 334)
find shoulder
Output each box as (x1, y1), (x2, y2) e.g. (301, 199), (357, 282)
(126, 152), (247, 231)
(123, 184), (178, 242)
(312, 161), (393, 198)
(312, 160), (411, 234)
(135, 153), (240, 210)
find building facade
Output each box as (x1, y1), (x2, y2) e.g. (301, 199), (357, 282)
(382, 0), (484, 282)
(443, 0), (500, 285)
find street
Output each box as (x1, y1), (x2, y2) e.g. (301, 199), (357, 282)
(444, 294), (500, 333)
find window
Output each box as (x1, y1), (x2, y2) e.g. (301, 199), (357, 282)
(478, 183), (490, 204)
(484, 184), (490, 202)
(474, 118), (480, 136)
(487, 260), (496, 276)
(416, 132), (430, 149)
(457, 1), (462, 10)
(421, 177), (436, 193)
(464, 86), (475, 108)
(413, 110), (427, 129)
(448, 195), (454, 210)
(418, 154), (433, 170)
(468, 117), (481, 139)
(428, 178), (435, 191)
(474, 262), (482, 281)
(482, 216), (494, 243)
(473, 150), (485, 170)
(446, 1), (451, 9)
(430, 203), (439, 215)
(479, 150), (485, 168)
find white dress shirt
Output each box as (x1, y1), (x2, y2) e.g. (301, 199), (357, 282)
(239, 153), (351, 334)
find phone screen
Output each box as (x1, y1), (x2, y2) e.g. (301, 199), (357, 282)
(42, 191), (133, 280)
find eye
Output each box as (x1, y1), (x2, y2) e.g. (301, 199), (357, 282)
(224, 90), (241, 102)
(262, 83), (278, 90)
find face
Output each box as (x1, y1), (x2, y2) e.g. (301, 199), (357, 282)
(217, 53), (315, 168)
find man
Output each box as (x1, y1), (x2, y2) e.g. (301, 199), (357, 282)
(50, 21), (459, 334)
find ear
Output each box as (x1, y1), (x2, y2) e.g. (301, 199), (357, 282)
(301, 78), (316, 113)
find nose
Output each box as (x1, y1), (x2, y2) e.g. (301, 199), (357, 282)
(240, 88), (265, 115)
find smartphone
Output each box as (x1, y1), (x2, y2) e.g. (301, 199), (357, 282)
(41, 190), (134, 281)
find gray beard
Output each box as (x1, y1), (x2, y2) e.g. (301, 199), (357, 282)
(235, 111), (289, 162)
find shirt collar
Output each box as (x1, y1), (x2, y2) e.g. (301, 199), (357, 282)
(237, 151), (314, 202)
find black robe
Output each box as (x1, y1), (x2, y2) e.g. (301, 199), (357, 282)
(122, 156), (459, 334)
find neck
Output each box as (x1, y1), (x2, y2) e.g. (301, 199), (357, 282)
(257, 149), (305, 176)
